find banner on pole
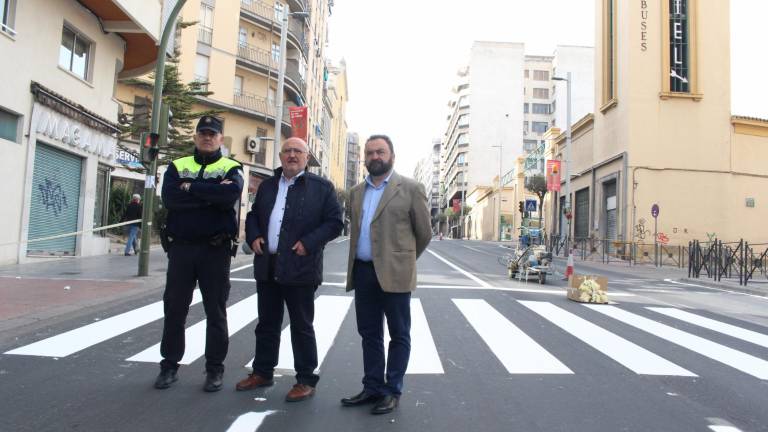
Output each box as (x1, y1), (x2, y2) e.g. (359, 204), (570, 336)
(452, 198), (461, 213)
(289, 106), (308, 142)
(546, 160), (561, 192)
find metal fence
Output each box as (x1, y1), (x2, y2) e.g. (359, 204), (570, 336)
(546, 235), (689, 268)
(688, 239), (768, 286)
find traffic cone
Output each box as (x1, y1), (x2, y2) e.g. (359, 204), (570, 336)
(564, 253), (574, 281)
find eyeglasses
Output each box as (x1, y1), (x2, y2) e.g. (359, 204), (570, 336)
(281, 148), (306, 155)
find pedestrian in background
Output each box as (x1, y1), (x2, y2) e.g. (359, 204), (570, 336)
(122, 194), (142, 256)
(153, 116), (244, 392)
(341, 135), (432, 415)
(236, 137), (343, 402)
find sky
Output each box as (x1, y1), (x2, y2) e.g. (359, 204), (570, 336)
(326, 0), (768, 177)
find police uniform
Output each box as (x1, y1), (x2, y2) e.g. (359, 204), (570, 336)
(155, 116), (244, 391)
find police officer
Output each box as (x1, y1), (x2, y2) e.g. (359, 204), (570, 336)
(154, 116), (244, 392)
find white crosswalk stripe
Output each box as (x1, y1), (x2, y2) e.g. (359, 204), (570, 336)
(647, 307), (768, 349)
(520, 301), (696, 376)
(585, 305), (768, 380)
(384, 299), (444, 374)
(5, 291), (204, 358)
(128, 293), (259, 364)
(245, 295), (352, 373)
(453, 299), (573, 374)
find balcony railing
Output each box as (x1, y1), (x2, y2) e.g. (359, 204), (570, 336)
(198, 26), (213, 45)
(285, 60), (306, 90)
(236, 42), (277, 70)
(193, 75), (209, 92)
(240, 0), (272, 21)
(240, 0), (309, 57)
(232, 92), (290, 124)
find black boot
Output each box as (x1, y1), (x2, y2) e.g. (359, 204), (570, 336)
(154, 369), (178, 390)
(203, 370), (223, 392)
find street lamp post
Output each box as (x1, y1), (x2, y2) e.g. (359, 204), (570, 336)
(272, 8), (310, 169)
(552, 72), (572, 257)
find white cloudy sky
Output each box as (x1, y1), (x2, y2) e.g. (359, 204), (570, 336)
(326, 0), (768, 177)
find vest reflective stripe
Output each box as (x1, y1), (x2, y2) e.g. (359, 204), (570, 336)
(172, 156), (240, 180)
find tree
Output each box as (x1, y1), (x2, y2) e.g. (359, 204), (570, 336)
(525, 174), (548, 228)
(117, 22), (222, 170)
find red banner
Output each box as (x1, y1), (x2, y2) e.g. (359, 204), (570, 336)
(288, 106), (308, 142)
(452, 198), (461, 213)
(546, 160), (561, 192)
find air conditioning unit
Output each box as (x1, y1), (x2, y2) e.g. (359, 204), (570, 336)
(245, 136), (260, 154)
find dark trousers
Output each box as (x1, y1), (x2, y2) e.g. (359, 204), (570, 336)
(252, 276), (319, 387)
(353, 260), (411, 396)
(160, 243), (231, 373)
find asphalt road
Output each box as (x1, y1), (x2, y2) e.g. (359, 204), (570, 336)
(1, 239), (767, 432)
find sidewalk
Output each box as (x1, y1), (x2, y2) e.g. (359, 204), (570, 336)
(0, 247), (254, 337)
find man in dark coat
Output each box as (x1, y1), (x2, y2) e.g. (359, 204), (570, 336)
(236, 137), (343, 402)
(122, 194), (142, 255)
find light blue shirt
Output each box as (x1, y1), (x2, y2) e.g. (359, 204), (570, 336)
(355, 171), (393, 261)
(268, 171), (304, 254)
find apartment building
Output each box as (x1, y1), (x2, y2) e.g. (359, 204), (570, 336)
(344, 132), (360, 190)
(0, 0), (161, 264)
(326, 59), (348, 190)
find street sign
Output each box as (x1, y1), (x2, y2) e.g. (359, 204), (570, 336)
(525, 199), (537, 212)
(651, 204), (659, 218)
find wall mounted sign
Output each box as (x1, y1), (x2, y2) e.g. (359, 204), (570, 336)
(640, 0), (649, 51)
(669, 0), (690, 92)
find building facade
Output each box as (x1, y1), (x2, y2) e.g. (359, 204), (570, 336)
(544, 0), (768, 249)
(0, 0), (161, 264)
(344, 131), (360, 190)
(326, 59), (348, 190)
(414, 139), (441, 223)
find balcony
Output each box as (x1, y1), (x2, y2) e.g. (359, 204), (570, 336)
(239, 0), (308, 58)
(233, 92), (290, 125)
(194, 75), (209, 92)
(236, 42), (277, 70)
(198, 26), (213, 45)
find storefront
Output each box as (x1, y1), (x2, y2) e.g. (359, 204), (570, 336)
(20, 85), (118, 259)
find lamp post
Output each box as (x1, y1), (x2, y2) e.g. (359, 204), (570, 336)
(272, 8), (310, 169)
(552, 72), (572, 257)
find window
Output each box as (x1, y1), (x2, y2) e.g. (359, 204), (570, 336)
(457, 114), (469, 127)
(532, 88), (549, 99)
(274, 2), (285, 21)
(524, 69), (529, 78)
(533, 70), (549, 81)
(254, 127), (267, 165)
(523, 103), (529, 113)
(662, 0), (700, 98)
(93, 164), (110, 233)
(456, 133), (469, 146)
(602, 0), (618, 108)
(268, 87), (276, 105)
(532, 121), (549, 134)
(238, 27), (247, 47)
(458, 95), (469, 107)
(59, 26), (91, 80)
(0, 107), (20, 143)
(532, 103), (550, 114)
(457, 153), (466, 166)
(234, 75), (244, 96)
(198, 4), (214, 45)
(195, 54), (209, 90)
(523, 139), (538, 152)
(1, 0), (17, 35)
(523, 121), (529, 133)
(271, 42), (280, 63)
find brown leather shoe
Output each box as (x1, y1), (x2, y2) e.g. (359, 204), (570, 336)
(235, 374), (274, 391)
(285, 384), (315, 402)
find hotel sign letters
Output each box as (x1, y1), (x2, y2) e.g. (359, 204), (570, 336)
(669, 0), (690, 92)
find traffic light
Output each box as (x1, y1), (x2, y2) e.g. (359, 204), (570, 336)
(518, 201), (524, 214)
(139, 132), (160, 164)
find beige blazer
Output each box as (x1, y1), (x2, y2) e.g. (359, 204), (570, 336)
(346, 172), (432, 293)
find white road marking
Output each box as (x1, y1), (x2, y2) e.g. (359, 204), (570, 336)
(226, 411), (276, 432)
(709, 426), (743, 432)
(333, 237), (350, 244)
(585, 305), (768, 380)
(230, 264), (254, 273)
(520, 301), (695, 376)
(127, 293), (259, 364)
(453, 299), (572, 374)
(245, 296), (352, 372)
(461, 245), (497, 257)
(427, 249), (492, 288)
(664, 279), (768, 301)
(5, 291), (203, 358)
(383, 299), (444, 374)
(647, 307), (768, 349)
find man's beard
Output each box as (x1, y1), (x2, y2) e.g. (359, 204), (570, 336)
(366, 159), (393, 176)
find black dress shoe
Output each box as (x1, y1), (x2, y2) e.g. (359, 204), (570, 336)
(341, 390), (382, 406)
(154, 369), (178, 389)
(203, 371), (223, 392)
(370, 395), (399, 415)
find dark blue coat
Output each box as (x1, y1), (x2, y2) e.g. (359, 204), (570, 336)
(245, 168), (343, 286)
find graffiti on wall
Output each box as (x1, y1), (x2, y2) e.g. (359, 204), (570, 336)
(38, 178), (68, 216)
(634, 218), (651, 241)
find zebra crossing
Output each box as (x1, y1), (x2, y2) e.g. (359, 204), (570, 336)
(4, 293), (768, 382)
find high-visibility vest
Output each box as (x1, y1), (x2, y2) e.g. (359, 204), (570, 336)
(172, 155), (241, 180)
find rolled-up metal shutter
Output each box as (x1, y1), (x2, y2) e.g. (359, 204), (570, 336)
(27, 143), (82, 255)
(604, 182), (617, 253)
(574, 188), (589, 239)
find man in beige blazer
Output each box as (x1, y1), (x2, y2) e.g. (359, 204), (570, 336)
(340, 135), (432, 415)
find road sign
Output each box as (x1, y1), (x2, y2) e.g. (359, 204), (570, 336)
(525, 199), (537, 212)
(651, 204), (659, 218)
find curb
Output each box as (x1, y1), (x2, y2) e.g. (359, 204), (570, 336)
(679, 278), (768, 298)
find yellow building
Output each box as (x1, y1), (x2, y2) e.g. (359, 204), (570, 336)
(0, 0), (161, 264)
(326, 60), (349, 190)
(544, 0), (768, 248)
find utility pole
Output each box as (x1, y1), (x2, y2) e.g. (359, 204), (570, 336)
(138, 0), (187, 277)
(552, 72), (572, 257)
